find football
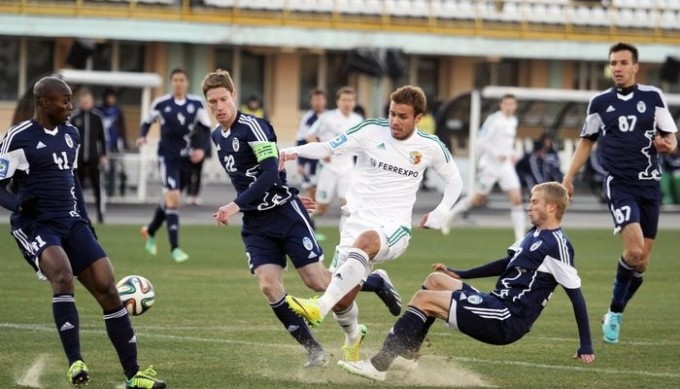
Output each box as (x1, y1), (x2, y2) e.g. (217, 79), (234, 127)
(116, 275), (155, 316)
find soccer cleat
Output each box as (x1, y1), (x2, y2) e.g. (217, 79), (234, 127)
(338, 360), (386, 382)
(303, 348), (329, 368)
(372, 269), (402, 316)
(141, 227), (157, 256)
(171, 247), (189, 263)
(67, 360), (90, 388)
(342, 324), (368, 362)
(126, 366), (167, 389)
(602, 311), (623, 344)
(285, 295), (323, 327)
(315, 232), (327, 242)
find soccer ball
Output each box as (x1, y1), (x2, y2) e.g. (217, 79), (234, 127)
(116, 275), (155, 316)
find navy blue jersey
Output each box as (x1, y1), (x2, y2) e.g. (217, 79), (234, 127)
(140, 94), (212, 159)
(491, 227), (581, 327)
(581, 84), (678, 186)
(0, 120), (86, 224)
(211, 112), (297, 212)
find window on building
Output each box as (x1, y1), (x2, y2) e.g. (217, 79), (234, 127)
(475, 58), (519, 88)
(0, 38), (19, 100)
(572, 61), (610, 90)
(325, 51), (349, 110)
(215, 47), (235, 73)
(240, 50), (265, 111)
(26, 39), (54, 88)
(417, 56), (440, 101)
(299, 54), (320, 109)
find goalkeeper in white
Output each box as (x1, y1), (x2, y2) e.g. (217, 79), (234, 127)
(278, 85), (463, 364)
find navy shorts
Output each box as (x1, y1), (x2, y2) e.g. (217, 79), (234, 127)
(448, 283), (527, 345)
(604, 176), (661, 239)
(11, 218), (106, 277)
(241, 197), (324, 273)
(159, 156), (191, 191)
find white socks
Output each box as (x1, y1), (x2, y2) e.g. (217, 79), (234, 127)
(318, 248), (370, 316)
(450, 196), (472, 217)
(511, 204), (526, 241)
(333, 302), (360, 345)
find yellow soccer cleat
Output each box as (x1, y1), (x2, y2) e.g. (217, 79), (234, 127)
(342, 324), (367, 362)
(285, 295), (323, 327)
(67, 360), (90, 388)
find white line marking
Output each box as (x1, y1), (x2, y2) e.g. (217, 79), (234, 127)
(16, 353), (47, 388)
(3, 322), (679, 380)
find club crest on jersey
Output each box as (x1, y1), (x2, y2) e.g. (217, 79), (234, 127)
(530, 241), (542, 251)
(409, 151), (423, 165)
(187, 103), (195, 114)
(467, 295), (483, 305)
(302, 237), (314, 251)
(637, 101), (646, 113)
(232, 137), (240, 151)
(64, 133), (74, 148)
(0, 158), (9, 178)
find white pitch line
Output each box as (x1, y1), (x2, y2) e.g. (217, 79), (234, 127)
(3, 322), (679, 380)
(16, 353), (47, 388)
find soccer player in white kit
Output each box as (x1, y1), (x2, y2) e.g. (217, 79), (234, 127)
(307, 86), (363, 221)
(442, 94), (526, 241)
(279, 85), (463, 365)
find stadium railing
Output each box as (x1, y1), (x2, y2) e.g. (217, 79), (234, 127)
(1, 0), (679, 43)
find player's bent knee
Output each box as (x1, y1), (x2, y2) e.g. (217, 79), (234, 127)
(258, 280), (284, 301)
(304, 278), (327, 293)
(49, 271), (75, 291)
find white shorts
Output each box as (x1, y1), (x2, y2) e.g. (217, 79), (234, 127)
(316, 165), (352, 205)
(329, 210), (412, 274)
(475, 157), (520, 195)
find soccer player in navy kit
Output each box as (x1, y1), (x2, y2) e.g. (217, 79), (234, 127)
(137, 68), (212, 263)
(200, 69), (331, 367)
(200, 69), (400, 368)
(563, 42), (678, 344)
(0, 77), (166, 388)
(339, 182), (594, 382)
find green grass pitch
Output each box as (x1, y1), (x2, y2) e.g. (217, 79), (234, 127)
(1, 225), (679, 388)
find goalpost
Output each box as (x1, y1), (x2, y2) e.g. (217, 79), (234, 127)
(56, 69), (163, 202)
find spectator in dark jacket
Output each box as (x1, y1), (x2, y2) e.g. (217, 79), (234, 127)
(516, 133), (563, 193)
(72, 89), (107, 223)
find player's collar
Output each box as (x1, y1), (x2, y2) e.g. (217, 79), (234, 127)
(615, 84), (636, 96)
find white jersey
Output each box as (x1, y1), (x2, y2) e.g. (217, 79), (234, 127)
(309, 109), (362, 174)
(329, 119), (460, 225)
(477, 111), (517, 161)
(296, 110), (323, 141)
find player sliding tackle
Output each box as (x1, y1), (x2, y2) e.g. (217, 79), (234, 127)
(279, 85), (463, 365)
(338, 182), (594, 382)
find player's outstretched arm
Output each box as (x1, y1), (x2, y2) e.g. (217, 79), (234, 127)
(277, 149), (299, 171)
(436, 257), (509, 280)
(564, 287), (594, 364)
(432, 263), (461, 279)
(213, 202), (240, 226)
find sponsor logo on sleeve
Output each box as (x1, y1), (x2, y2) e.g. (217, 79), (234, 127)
(0, 158), (9, 178)
(329, 134), (348, 149)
